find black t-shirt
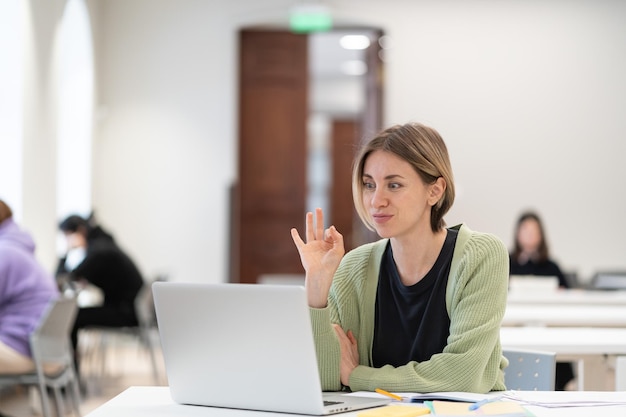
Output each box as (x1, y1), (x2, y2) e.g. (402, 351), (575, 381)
(372, 228), (458, 368)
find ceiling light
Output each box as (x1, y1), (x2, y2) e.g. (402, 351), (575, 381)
(339, 35), (371, 50)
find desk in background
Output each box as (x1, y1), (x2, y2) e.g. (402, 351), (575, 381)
(502, 304), (626, 327)
(500, 326), (626, 390)
(85, 386), (626, 417)
(507, 289), (626, 305)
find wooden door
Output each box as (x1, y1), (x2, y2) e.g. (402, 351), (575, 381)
(232, 28), (384, 284)
(233, 30), (308, 284)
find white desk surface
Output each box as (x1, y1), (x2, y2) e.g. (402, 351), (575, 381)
(507, 289), (626, 305)
(85, 386), (626, 417)
(502, 304), (626, 327)
(500, 326), (626, 355)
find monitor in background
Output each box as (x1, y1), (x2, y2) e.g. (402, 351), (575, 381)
(508, 275), (560, 293)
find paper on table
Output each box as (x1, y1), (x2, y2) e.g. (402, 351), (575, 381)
(348, 391), (496, 403)
(427, 400), (529, 416)
(503, 391), (626, 408)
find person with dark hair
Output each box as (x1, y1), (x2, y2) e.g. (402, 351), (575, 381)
(291, 122), (509, 393)
(510, 211), (568, 288)
(509, 210), (575, 390)
(57, 213), (144, 373)
(0, 199), (58, 375)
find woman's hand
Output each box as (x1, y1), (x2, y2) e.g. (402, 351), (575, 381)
(333, 324), (359, 387)
(291, 208), (345, 308)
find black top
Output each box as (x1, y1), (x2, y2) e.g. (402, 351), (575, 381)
(509, 257), (569, 288)
(58, 226), (144, 311)
(372, 228), (458, 368)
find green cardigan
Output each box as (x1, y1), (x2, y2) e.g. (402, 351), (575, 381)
(309, 224), (509, 393)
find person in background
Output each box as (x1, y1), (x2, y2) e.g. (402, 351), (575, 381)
(509, 210), (575, 390)
(510, 211), (568, 288)
(0, 199), (59, 375)
(291, 122), (510, 393)
(56, 213), (144, 373)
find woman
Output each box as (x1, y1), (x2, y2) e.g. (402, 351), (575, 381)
(510, 211), (568, 289)
(510, 211), (574, 390)
(57, 214), (144, 372)
(291, 122), (509, 393)
(0, 199), (58, 375)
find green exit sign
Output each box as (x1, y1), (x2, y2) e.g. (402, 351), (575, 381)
(289, 5), (332, 33)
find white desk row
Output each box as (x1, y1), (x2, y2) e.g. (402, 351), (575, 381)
(506, 289), (626, 305)
(85, 386), (626, 417)
(502, 304), (626, 327)
(500, 326), (626, 390)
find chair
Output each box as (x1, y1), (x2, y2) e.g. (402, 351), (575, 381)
(80, 277), (163, 388)
(503, 348), (556, 391)
(0, 296), (81, 417)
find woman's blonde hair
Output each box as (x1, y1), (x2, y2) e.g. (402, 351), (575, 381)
(352, 122), (455, 233)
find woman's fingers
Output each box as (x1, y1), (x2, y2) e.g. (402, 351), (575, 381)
(315, 208), (324, 240)
(305, 211), (315, 242)
(290, 228), (304, 249)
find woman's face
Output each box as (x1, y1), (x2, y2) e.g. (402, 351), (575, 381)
(517, 218), (542, 253)
(63, 230), (87, 250)
(361, 150), (439, 239)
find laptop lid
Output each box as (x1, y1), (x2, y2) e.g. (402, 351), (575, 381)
(152, 282), (389, 415)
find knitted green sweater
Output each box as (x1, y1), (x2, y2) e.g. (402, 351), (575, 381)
(309, 224), (509, 393)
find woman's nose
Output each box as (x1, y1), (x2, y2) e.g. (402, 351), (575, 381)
(370, 188), (387, 207)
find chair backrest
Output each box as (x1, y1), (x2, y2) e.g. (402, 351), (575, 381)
(135, 275), (168, 329)
(503, 348), (556, 391)
(30, 296), (78, 367)
(590, 271), (626, 290)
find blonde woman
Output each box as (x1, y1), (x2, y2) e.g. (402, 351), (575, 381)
(291, 122), (509, 393)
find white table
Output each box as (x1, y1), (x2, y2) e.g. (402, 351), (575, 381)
(502, 304), (626, 327)
(85, 386), (626, 417)
(500, 326), (626, 390)
(507, 289), (626, 305)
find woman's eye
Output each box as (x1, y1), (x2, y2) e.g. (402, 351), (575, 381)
(363, 181), (375, 190)
(389, 183), (401, 190)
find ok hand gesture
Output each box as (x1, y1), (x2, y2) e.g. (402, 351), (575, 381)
(291, 208), (345, 308)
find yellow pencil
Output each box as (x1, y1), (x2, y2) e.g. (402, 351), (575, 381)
(375, 388), (403, 401)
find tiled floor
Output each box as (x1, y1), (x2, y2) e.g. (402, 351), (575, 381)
(0, 332), (166, 417)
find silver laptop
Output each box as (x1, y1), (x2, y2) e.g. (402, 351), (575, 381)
(152, 282), (390, 415)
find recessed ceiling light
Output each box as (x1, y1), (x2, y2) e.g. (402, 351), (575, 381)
(339, 35), (371, 50)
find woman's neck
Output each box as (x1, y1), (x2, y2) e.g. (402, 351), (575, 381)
(390, 228), (447, 286)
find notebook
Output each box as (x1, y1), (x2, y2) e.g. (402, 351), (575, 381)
(152, 282), (391, 415)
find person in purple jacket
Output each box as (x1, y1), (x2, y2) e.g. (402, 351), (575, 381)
(0, 199), (59, 374)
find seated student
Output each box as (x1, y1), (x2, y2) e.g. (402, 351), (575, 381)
(0, 199), (59, 375)
(291, 122), (509, 393)
(57, 213), (144, 372)
(509, 210), (575, 390)
(510, 211), (568, 288)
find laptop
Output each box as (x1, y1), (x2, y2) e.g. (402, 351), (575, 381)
(508, 275), (559, 293)
(152, 282), (390, 415)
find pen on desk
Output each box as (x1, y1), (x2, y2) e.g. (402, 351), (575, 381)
(468, 395), (504, 411)
(375, 388), (403, 401)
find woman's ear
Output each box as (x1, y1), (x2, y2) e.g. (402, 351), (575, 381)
(428, 177), (446, 207)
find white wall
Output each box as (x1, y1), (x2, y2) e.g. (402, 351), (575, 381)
(23, 0), (626, 283)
